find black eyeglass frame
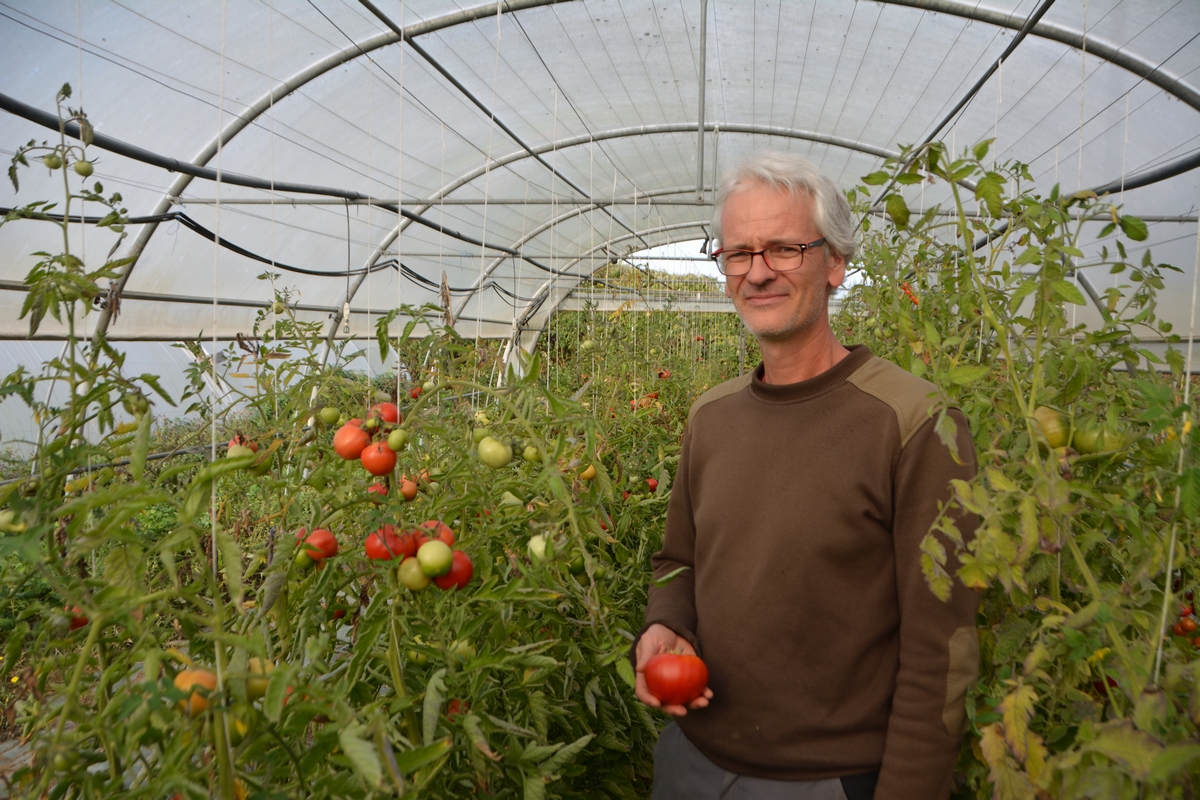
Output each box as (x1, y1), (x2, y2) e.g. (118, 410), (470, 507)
(709, 237), (827, 276)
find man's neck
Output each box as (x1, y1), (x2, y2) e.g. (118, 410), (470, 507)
(758, 326), (851, 385)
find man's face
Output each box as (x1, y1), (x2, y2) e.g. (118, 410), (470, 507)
(720, 185), (846, 343)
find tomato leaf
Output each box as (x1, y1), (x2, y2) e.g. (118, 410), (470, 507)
(523, 774), (548, 800)
(861, 170), (890, 185)
(1081, 720), (1162, 779)
(885, 194), (910, 228)
(392, 737), (452, 774)
(263, 663), (296, 723)
(539, 733), (595, 777)
(1119, 215), (1149, 242)
(999, 683), (1038, 763)
(339, 720), (383, 788)
(422, 668), (446, 745)
(946, 365), (989, 385)
(215, 527), (243, 608)
(1149, 743), (1200, 782)
(615, 657), (636, 689)
(462, 713), (500, 761)
(651, 566), (690, 587)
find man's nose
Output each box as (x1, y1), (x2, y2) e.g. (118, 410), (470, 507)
(743, 250), (776, 283)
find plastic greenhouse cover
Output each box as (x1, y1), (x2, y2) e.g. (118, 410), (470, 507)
(0, 0), (1195, 368)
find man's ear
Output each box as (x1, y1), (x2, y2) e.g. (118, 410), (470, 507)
(827, 251), (847, 292)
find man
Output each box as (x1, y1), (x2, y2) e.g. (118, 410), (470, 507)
(634, 151), (980, 800)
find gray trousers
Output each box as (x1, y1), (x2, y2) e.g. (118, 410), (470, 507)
(652, 723), (876, 800)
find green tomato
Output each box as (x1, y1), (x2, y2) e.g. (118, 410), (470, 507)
(474, 410), (491, 426)
(387, 428), (408, 451)
(522, 445), (541, 463)
(227, 444), (256, 459)
(449, 639), (475, 661)
(42, 154), (63, 170)
(580, 339), (595, 353)
(477, 436), (513, 469)
(398, 557), (431, 591)
(407, 649), (429, 666)
(422, 380), (436, 393)
(500, 490), (524, 508)
(293, 549), (314, 570)
(472, 427), (492, 444)
(417, 540), (453, 577)
(567, 553), (586, 575)
(527, 534), (552, 564)
(73, 159), (93, 177)
(318, 406), (341, 425)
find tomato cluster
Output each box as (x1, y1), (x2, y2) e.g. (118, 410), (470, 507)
(1170, 589), (1200, 648)
(365, 519), (474, 592)
(332, 402), (411, 477)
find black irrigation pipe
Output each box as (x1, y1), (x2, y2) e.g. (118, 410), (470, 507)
(0, 207), (543, 302)
(0, 91), (608, 285)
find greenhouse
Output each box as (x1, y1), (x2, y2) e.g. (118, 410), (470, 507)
(0, 0), (1198, 797)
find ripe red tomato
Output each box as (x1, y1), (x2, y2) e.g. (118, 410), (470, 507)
(367, 483), (388, 502)
(657, 369), (671, 379)
(228, 433), (258, 453)
(446, 698), (468, 721)
(399, 479), (418, 502)
(333, 424), (371, 460)
(644, 653), (709, 706)
(360, 442), (397, 476)
(298, 528), (338, 562)
(646, 478), (659, 492)
(1184, 617), (1197, 633)
(364, 525), (406, 561)
(434, 550), (474, 590)
(410, 386), (422, 399)
(416, 520), (455, 547)
(1174, 621), (1187, 636)
(1091, 675), (1118, 694)
(1182, 605), (1194, 617)
(370, 402), (400, 424)
(68, 605), (88, 630)
(395, 530), (420, 559)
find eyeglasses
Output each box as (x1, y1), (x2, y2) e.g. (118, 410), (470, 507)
(709, 238), (827, 276)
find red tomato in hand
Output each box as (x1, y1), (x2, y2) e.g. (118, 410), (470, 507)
(364, 525), (405, 561)
(434, 550), (474, 590)
(370, 402), (400, 424)
(416, 520), (455, 547)
(644, 653), (709, 706)
(360, 442), (397, 476)
(333, 424), (371, 460)
(298, 528), (338, 562)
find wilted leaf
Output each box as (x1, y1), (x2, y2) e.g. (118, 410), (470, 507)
(422, 667), (446, 745)
(1082, 720), (1162, 778)
(885, 194), (910, 228)
(999, 683), (1038, 763)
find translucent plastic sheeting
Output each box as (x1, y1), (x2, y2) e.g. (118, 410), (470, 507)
(0, 0), (1195, 361)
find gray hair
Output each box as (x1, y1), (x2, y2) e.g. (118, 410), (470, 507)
(711, 151), (856, 262)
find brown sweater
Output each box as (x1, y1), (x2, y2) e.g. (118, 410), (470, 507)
(642, 346), (980, 799)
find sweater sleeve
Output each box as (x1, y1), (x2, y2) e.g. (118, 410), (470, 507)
(876, 408), (981, 800)
(638, 426), (701, 654)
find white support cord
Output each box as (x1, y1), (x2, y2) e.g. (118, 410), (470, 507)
(477, 0), (503, 395)
(396, 0), (406, 403)
(1153, 212), (1200, 687)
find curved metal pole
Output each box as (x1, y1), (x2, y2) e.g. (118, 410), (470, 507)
(876, 0), (1200, 113)
(89, 0), (566, 345)
(450, 185), (703, 325)
(503, 220), (710, 364)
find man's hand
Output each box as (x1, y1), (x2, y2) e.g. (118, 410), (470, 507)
(634, 623), (713, 716)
